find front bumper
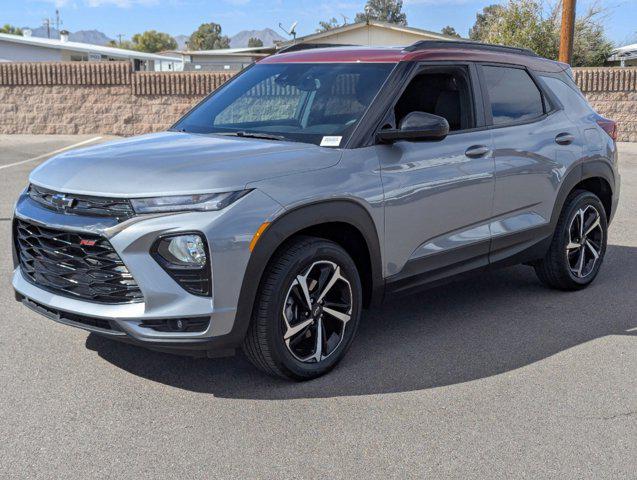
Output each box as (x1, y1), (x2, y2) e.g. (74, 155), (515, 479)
(12, 189), (282, 355)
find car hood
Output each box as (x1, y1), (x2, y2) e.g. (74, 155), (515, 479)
(29, 131), (341, 197)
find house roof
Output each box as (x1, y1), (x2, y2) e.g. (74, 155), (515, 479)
(609, 43), (637, 60)
(278, 20), (462, 46)
(0, 32), (182, 62)
(172, 23), (460, 59)
(178, 46), (275, 57)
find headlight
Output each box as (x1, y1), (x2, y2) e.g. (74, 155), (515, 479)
(130, 190), (250, 214)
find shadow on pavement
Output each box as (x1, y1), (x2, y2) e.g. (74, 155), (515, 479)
(86, 244), (637, 399)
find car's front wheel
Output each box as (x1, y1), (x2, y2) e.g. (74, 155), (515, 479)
(534, 190), (608, 290)
(243, 236), (362, 380)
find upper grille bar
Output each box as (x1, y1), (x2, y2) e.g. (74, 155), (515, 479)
(28, 184), (135, 222)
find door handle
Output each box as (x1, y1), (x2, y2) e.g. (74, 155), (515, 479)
(555, 132), (575, 145)
(465, 145), (490, 158)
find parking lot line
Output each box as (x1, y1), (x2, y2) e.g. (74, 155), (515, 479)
(0, 136), (103, 171)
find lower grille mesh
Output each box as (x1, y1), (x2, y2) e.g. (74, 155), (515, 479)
(15, 219), (143, 304)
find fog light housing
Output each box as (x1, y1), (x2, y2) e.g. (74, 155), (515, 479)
(151, 233), (211, 296)
(162, 234), (207, 267)
(139, 317), (210, 332)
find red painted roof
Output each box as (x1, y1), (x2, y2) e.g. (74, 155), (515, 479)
(260, 46), (565, 73)
(261, 47), (406, 64)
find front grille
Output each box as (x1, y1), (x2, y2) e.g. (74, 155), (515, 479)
(28, 184), (135, 222)
(14, 219), (143, 304)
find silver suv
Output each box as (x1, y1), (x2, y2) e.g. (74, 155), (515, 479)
(12, 42), (620, 380)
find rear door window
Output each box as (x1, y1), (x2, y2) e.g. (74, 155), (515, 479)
(482, 65), (544, 125)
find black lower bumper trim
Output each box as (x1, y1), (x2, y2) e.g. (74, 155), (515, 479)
(15, 291), (237, 358)
(20, 294), (124, 334)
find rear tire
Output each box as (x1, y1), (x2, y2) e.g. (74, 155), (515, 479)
(534, 190), (607, 290)
(243, 236), (362, 380)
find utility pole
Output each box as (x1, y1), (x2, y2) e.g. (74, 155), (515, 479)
(559, 0), (576, 64)
(117, 34), (124, 46)
(43, 18), (51, 39)
(55, 9), (62, 32)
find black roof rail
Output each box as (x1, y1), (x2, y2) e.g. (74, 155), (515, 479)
(403, 40), (538, 57)
(276, 43), (355, 54)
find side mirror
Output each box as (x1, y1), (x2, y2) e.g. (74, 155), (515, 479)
(377, 111), (449, 143)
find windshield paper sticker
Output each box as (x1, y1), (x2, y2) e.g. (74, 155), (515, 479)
(320, 136), (342, 147)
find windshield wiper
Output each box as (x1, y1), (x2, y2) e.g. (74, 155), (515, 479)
(220, 131), (285, 141)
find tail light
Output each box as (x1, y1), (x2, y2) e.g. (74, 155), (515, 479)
(596, 116), (617, 142)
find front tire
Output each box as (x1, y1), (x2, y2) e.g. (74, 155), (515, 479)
(534, 190), (608, 290)
(243, 236), (362, 380)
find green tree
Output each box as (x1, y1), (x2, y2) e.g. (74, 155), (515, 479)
(441, 26), (461, 38)
(130, 30), (177, 53)
(107, 31), (177, 53)
(247, 37), (263, 47)
(189, 22), (230, 50)
(470, 0), (557, 58)
(570, 5), (614, 67)
(355, 0), (407, 25)
(107, 39), (135, 50)
(0, 24), (23, 35)
(468, 0), (613, 67)
(317, 17), (340, 32)
(469, 4), (504, 41)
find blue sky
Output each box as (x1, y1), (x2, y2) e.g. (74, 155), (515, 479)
(3, 0), (636, 45)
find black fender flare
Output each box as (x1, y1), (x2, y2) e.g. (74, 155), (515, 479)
(222, 200), (385, 349)
(549, 159), (616, 231)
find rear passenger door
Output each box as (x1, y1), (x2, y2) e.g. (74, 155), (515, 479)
(479, 64), (583, 263)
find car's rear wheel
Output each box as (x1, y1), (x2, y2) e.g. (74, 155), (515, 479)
(243, 236), (362, 380)
(534, 190), (608, 290)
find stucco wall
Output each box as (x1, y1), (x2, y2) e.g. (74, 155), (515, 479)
(0, 62), (635, 141)
(317, 25), (443, 46)
(0, 40), (63, 63)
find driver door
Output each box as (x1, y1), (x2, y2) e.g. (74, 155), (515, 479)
(379, 64), (495, 291)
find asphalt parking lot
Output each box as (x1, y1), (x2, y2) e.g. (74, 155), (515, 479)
(0, 135), (635, 479)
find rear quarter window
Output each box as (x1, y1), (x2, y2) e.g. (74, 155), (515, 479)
(539, 75), (594, 120)
(482, 65), (544, 125)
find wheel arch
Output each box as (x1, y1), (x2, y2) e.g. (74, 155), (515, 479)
(550, 160), (616, 229)
(232, 199), (384, 346)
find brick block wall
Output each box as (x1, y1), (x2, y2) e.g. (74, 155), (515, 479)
(0, 62), (636, 141)
(0, 62), (231, 136)
(574, 68), (637, 142)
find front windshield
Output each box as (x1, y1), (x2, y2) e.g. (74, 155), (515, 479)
(172, 62), (395, 147)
